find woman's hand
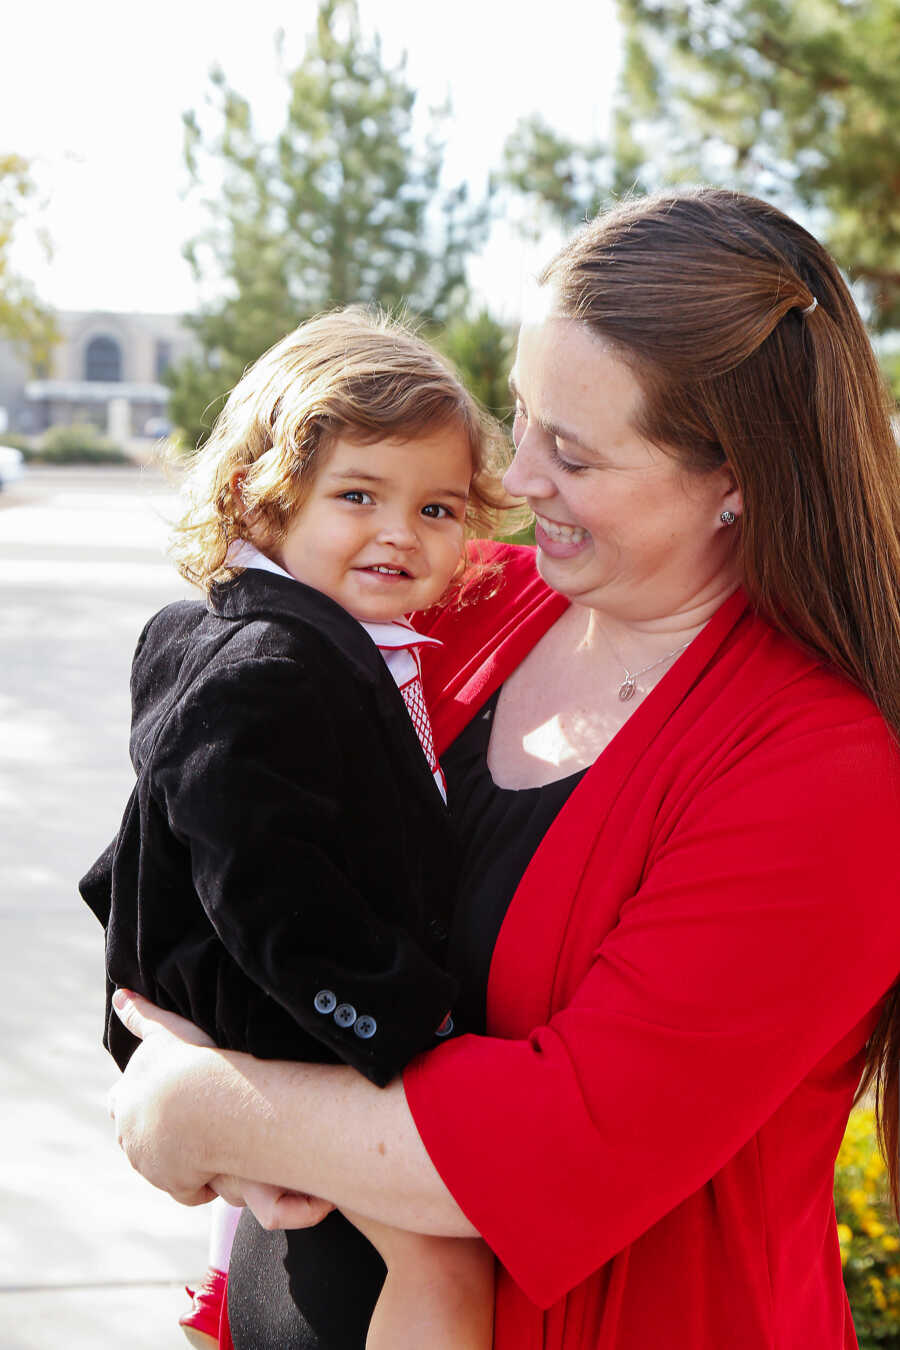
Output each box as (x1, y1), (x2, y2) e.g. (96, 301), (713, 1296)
(108, 989), (476, 1238)
(213, 1176), (335, 1231)
(108, 989), (223, 1207)
(110, 991), (335, 1228)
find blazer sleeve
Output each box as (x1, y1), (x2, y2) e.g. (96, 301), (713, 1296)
(404, 709), (900, 1304)
(154, 652), (456, 1086)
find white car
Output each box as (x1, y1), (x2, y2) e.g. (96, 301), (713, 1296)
(0, 445), (25, 491)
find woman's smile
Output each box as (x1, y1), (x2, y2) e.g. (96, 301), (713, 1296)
(533, 512), (590, 557)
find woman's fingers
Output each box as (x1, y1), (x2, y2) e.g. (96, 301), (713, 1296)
(259, 1192), (335, 1231)
(151, 1179), (220, 1208)
(111, 988), (217, 1048)
(209, 1174), (248, 1208)
(107, 995), (333, 1224)
(240, 1179), (335, 1231)
(106, 1003), (222, 1205)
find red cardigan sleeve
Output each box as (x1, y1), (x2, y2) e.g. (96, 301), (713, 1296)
(404, 702), (900, 1307)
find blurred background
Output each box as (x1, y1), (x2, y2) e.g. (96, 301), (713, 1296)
(1, 1), (898, 1346)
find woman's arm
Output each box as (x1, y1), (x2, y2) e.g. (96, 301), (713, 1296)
(108, 990), (479, 1238)
(111, 705), (900, 1306)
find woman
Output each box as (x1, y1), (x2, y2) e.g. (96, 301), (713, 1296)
(108, 188), (900, 1350)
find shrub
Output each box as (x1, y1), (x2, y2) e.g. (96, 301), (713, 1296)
(836, 1107), (900, 1346)
(0, 432), (36, 456)
(36, 423), (130, 464)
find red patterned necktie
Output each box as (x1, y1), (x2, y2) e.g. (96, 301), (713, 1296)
(366, 621), (446, 803)
(394, 648), (446, 801)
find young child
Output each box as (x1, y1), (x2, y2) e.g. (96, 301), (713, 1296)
(80, 308), (514, 1350)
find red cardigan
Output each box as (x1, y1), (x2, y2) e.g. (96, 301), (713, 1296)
(404, 544), (900, 1350)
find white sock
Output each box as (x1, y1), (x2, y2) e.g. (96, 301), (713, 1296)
(208, 1196), (242, 1274)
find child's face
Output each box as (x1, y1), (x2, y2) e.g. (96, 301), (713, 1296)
(270, 425), (472, 623)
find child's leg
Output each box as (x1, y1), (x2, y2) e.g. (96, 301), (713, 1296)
(344, 1211), (494, 1350)
(209, 1197), (242, 1273)
(179, 1198), (241, 1347)
(366, 1233), (493, 1350)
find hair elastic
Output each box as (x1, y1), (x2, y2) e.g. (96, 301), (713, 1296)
(801, 297), (818, 315)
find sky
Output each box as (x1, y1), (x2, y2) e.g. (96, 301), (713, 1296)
(5, 0), (622, 322)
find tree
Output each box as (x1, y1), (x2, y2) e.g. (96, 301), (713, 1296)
(437, 308), (516, 423)
(0, 155), (57, 371)
(616, 0), (900, 332)
(494, 116), (614, 236)
(170, 0), (487, 447)
(437, 307), (538, 545)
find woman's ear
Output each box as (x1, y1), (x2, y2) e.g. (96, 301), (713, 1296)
(718, 467), (743, 524)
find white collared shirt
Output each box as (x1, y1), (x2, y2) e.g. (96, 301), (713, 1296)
(229, 542), (446, 799)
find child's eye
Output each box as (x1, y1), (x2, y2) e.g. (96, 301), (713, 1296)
(421, 503), (456, 520)
(339, 490), (373, 505)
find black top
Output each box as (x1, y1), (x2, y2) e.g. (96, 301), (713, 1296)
(445, 688), (588, 1035)
(228, 689), (587, 1350)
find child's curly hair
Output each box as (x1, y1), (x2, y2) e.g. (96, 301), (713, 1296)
(169, 307), (524, 594)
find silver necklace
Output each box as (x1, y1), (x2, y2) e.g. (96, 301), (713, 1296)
(606, 635), (694, 702)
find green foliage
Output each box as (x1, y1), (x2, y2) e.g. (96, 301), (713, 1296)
(495, 116), (615, 235)
(433, 308), (535, 544)
(836, 1108), (900, 1346)
(164, 356), (234, 463)
(35, 423), (129, 464)
(876, 348), (900, 402)
(0, 154), (58, 371)
(498, 519), (536, 546)
(616, 0), (900, 331)
(170, 0), (488, 446)
(437, 309), (516, 423)
(0, 431), (34, 454)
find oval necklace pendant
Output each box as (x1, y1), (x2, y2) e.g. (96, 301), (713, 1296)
(618, 678), (637, 702)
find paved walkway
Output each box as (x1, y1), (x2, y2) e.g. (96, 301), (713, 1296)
(1, 467), (209, 1349)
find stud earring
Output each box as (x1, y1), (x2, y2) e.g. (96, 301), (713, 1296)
(720, 510), (737, 526)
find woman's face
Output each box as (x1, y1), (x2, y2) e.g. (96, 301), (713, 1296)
(505, 314), (742, 621)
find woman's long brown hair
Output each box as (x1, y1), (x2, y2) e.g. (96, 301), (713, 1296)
(541, 187), (900, 1206)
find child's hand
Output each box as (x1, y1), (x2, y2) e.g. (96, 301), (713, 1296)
(213, 1176), (335, 1231)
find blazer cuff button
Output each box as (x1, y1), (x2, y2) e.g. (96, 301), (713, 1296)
(314, 990), (337, 1014)
(354, 1015), (377, 1039)
(334, 1003), (357, 1028)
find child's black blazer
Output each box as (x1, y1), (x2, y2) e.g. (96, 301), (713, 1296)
(80, 569), (458, 1087)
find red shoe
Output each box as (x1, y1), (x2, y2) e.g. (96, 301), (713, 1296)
(179, 1267), (227, 1349)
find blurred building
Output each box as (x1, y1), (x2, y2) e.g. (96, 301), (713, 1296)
(0, 311), (198, 442)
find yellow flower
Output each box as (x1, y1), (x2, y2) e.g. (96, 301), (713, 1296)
(864, 1219), (887, 1239)
(869, 1275), (888, 1311)
(837, 1224), (853, 1245)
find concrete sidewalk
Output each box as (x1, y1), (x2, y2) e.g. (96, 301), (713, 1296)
(1, 467), (209, 1349)
(0, 910), (209, 1350)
